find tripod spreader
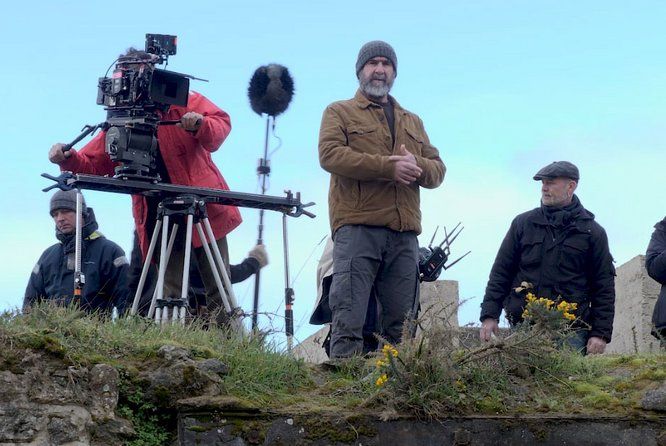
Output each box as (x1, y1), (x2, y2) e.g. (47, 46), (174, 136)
(42, 172), (316, 219)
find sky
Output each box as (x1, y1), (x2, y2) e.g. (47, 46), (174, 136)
(0, 1), (664, 349)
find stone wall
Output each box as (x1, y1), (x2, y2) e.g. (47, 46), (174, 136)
(0, 354), (133, 445)
(607, 255), (662, 354)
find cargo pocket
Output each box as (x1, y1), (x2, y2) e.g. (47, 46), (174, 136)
(560, 236), (588, 274)
(329, 258), (353, 311)
(519, 235), (543, 268)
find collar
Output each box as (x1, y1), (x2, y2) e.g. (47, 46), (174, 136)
(353, 89), (404, 113)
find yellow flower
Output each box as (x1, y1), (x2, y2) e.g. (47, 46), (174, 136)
(375, 373), (388, 387)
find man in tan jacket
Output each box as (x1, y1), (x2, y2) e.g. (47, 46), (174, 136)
(318, 40), (445, 359)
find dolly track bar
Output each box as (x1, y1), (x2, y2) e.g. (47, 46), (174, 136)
(42, 172), (315, 218)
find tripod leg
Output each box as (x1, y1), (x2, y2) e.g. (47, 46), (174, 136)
(162, 305), (170, 325)
(130, 220), (162, 316)
(202, 218), (240, 310)
(177, 214), (194, 325)
(282, 213), (294, 353)
(181, 215), (194, 302)
(195, 223), (243, 332)
(148, 222), (179, 319)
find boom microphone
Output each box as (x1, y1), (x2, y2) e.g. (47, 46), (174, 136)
(248, 64), (294, 116)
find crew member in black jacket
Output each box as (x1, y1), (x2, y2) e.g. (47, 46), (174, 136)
(646, 217), (666, 347)
(479, 161), (616, 354)
(24, 190), (130, 314)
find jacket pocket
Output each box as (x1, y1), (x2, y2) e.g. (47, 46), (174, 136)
(560, 236), (589, 273)
(329, 258), (353, 311)
(404, 127), (424, 156)
(519, 235), (543, 267)
(347, 125), (380, 153)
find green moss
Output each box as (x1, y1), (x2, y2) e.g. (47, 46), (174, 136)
(296, 415), (377, 442)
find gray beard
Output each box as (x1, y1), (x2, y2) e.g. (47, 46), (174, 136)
(360, 78), (391, 99)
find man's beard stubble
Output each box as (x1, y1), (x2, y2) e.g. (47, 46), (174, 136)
(359, 74), (393, 99)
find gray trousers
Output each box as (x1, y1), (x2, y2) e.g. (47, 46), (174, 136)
(329, 225), (419, 358)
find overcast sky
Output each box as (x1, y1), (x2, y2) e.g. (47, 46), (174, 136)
(1, 0), (664, 348)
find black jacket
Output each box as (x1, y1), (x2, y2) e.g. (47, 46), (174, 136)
(480, 196), (616, 341)
(646, 217), (666, 338)
(24, 208), (130, 314)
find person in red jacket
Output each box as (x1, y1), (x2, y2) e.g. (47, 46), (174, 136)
(48, 49), (242, 326)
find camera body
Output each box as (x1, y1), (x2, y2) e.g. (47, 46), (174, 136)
(96, 34), (190, 179)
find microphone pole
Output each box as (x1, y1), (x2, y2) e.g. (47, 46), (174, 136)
(252, 115), (272, 330)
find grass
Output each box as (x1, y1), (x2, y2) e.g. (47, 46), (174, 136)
(0, 303), (312, 406)
(1, 302), (665, 432)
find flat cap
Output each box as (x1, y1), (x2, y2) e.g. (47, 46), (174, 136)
(533, 161), (580, 181)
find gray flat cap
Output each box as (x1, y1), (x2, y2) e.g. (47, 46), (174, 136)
(533, 161), (580, 181)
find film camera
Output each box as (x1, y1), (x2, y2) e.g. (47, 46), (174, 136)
(96, 34), (192, 179)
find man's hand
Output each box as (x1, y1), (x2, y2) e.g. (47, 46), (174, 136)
(388, 144), (422, 184)
(248, 244), (269, 268)
(48, 143), (71, 164)
(480, 318), (500, 342)
(586, 336), (607, 355)
(178, 112), (204, 132)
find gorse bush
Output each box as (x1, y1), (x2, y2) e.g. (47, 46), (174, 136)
(363, 291), (609, 419)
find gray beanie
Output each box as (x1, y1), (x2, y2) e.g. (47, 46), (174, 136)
(50, 189), (87, 216)
(355, 40), (397, 77)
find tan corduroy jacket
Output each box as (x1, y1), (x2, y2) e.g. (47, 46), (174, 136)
(318, 90), (445, 235)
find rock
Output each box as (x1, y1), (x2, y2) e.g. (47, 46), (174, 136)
(157, 344), (190, 362)
(47, 415), (84, 444)
(641, 383), (666, 412)
(143, 360), (223, 407)
(0, 370), (28, 404)
(89, 364), (119, 421)
(0, 407), (42, 442)
(197, 358), (229, 377)
(91, 417), (136, 445)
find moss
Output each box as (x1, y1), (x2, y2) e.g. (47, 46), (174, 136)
(152, 385), (171, 407)
(475, 396), (505, 413)
(228, 419), (267, 445)
(23, 334), (66, 359)
(636, 368), (666, 381)
(182, 364), (199, 388)
(186, 425), (209, 433)
(296, 414), (377, 442)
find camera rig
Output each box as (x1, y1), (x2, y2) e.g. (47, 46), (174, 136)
(43, 172), (315, 348)
(42, 172), (315, 218)
(61, 34), (203, 180)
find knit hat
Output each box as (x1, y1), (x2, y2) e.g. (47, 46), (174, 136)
(355, 40), (397, 77)
(50, 189), (87, 216)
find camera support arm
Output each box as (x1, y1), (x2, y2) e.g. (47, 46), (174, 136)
(42, 172), (316, 218)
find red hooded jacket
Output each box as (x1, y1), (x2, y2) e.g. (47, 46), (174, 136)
(59, 91), (242, 258)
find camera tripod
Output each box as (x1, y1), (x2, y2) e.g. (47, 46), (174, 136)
(130, 195), (242, 330)
(43, 172), (315, 344)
